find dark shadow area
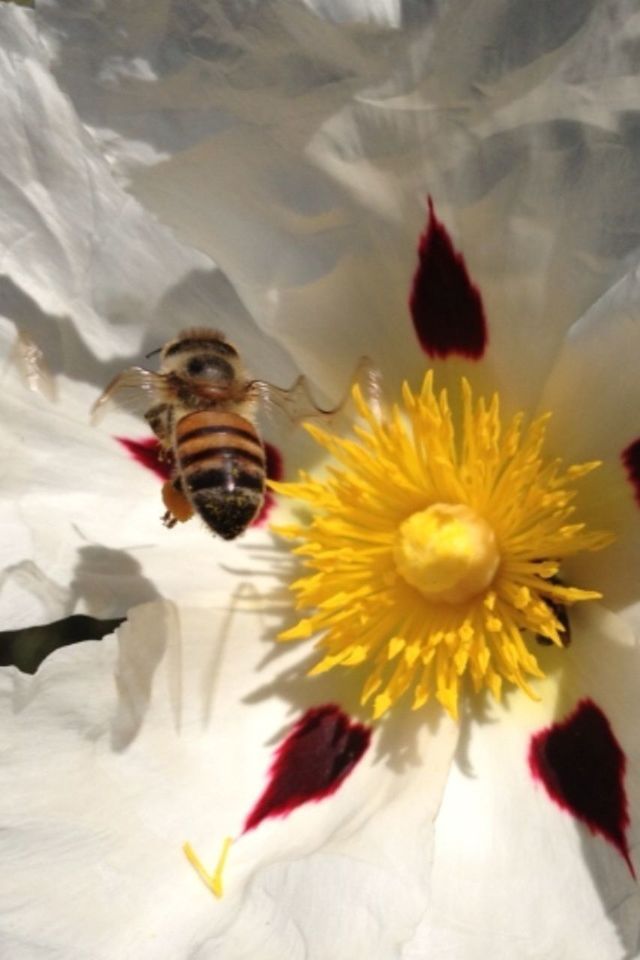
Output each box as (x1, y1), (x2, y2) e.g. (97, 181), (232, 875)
(0, 545), (160, 682)
(0, 614), (123, 674)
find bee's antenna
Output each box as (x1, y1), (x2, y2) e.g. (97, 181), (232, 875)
(145, 346), (163, 359)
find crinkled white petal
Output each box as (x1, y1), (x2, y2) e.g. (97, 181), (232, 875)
(2, 6), (639, 958)
(2, 3), (303, 398)
(0, 5), (215, 364)
(406, 604), (640, 960)
(0, 599), (458, 960)
(539, 259), (640, 615)
(34, 1), (640, 404)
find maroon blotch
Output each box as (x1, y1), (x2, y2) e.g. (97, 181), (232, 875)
(244, 704), (371, 832)
(252, 442), (283, 527)
(529, 698), (634, 876)
(116, 436), (171, 482)
(622, 438), (640, 508)
(409, 197), (487, 360)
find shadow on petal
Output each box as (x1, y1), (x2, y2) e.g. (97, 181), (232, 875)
(70, 544), (160, 612)
(245, 609), (452, 775)
(110, 599), (178, 751)
(0, 613), (122, 674)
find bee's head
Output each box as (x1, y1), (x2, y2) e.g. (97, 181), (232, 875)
(160, 329), (241, 385)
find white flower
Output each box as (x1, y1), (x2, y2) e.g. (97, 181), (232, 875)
(0, 4), (300, 629)
(1, 2), (640, 959)
(1, 599), (459, 959)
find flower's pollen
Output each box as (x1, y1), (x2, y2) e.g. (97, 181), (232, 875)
(393, 504), (499, 603)
(271, 374), (612, 719)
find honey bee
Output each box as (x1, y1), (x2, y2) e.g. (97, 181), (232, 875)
(93, 328), (377, 540)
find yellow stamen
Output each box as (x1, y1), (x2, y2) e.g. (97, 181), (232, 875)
(183, 836), (234, 898)
(271, 373), (612, 719)
(393, 503), (499, 603)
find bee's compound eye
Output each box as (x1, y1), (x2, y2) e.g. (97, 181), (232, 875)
(186, 355), (234, 382)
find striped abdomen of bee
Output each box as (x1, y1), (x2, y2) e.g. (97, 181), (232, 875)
(174, 409), (266, 540)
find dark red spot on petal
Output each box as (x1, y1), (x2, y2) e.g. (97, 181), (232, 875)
(622, 438), (640, 507)
(252, 442), (283, 527)
(243, 704), (371, 832)
(409, 198), (487, 360)
(116, 436), (172, 481)
(529, 699), (634, 875)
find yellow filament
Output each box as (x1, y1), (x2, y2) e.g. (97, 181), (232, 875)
(183, 836), (234, 899)
(270, 373), (612, 719)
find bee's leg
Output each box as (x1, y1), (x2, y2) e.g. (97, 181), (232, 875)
(146, 404), (173, 460)
(161, 475), (194, 527)
(145, 403), (170, 440)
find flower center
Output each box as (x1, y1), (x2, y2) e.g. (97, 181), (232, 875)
(272, 373), (613, 719)
(393, 504), (499, 604)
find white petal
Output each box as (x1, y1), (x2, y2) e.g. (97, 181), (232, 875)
(0, 5), (213, 363)
(406, 604), (640, 959)
(32, 2), (438, 396)
(37, 1), (640, 404)
(539, 261), (640, 614)
(300, 0), (401, 25)
(291, 0), (640, 408)
(0, 599), (459, 959)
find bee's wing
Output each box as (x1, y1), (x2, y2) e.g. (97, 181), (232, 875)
(250, 357), (384, 425)
(91, 367), (167, 425)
